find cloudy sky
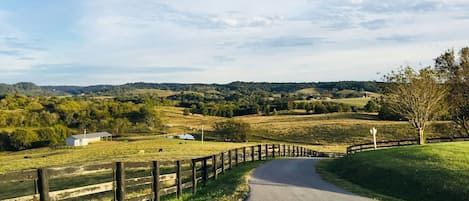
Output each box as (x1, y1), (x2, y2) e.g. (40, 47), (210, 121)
(0, 0), (468, 85)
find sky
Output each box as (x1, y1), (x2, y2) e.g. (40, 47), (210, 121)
(0, 0), (468, 85)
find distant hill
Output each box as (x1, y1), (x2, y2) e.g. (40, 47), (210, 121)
(48, 81), (384, 95)
(0, 82), (63, 96)
(1, 81), (384, 96)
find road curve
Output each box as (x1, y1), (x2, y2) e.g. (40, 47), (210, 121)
(247, 158), (374, 201)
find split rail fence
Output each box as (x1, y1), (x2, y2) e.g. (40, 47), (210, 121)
(0, 144), (319, 201)
(346, 136), (469, 154)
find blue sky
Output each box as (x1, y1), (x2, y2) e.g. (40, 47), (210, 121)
(1, 0), (468, 85)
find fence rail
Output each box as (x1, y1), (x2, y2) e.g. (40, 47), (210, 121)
(346, 136), (469, 154)
(0, 144), (329, 201)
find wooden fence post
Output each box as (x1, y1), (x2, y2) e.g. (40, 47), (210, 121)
(277, 144), (282, 156)
(152, 161), (160, 201)
(37, 168), (50, 201)
(283, 144), (286, 157)
(228, 150), (232, 169)
(265, 144), (268, 158)
(202, 158), (208, 185)
(221, 152), (225, 174)
(235, 148), (239, 166)
(296, 146), (299, 157)
(191, 160), (197, 195)
(212, 155), (217, 180)
(243, 147), (247, 162)
(115, 162), (125, 201)
(288, 145), (291, 157)
(258, 145), (262, 161)
(251, 146), (255, 161)
(176, 160), (182, 198)
(272, 144), (275, 158)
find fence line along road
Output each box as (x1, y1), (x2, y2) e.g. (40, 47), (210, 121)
(0, 144), (336, 201)
(346, 136), (469, 154)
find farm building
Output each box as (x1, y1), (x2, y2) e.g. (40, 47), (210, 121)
(65, 132), (112, 146)
(167, 134), (195, 140)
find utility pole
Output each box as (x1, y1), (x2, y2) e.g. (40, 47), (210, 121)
(201, 125), (204, 144)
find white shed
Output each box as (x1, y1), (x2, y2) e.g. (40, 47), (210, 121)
(66, 132), (112, 146)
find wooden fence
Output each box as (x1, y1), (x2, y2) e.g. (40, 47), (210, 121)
(0, 144), (321, 201)
(346, 136), (469, 154)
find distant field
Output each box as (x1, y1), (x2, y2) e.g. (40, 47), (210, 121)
(127, 89), (177, 97)
(159, 107), (456, 151)
(235, 112), (456, 148)
(295, 88), (320, 95)
(318, 142), (469, 201)
(328, 97), (371, 107)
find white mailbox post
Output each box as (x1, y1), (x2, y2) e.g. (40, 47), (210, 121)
(370, 127), (377, 149)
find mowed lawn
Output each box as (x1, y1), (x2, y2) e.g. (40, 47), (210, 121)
(0, 138), (254, 173)
(318, 142), (469, 201)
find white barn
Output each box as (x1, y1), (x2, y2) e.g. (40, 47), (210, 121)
(66, 132), (112, 146)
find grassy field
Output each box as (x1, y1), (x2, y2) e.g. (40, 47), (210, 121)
(329, 97), (371, 108)
(0, 138), (254, 173)
(235, 112), (456, 148)
(158, 107), (457, 152)
(165, 160), (267, 201)
(318, 142), (469, 201)
(0, 107), (458, 171)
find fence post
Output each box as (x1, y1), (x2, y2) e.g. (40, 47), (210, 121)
(37, 168), (50, 201)
(288, 145), (291, 157)
(221, 152), (225, 174)
(212, 155), (217, 180)
(265, 144), (269, 158)
(296, 146), (299, 157)
(176, 160), (182, 198)
(243, 147), (247, 162)
(152, 161), (160, 201)
(202, 158), (208, 185)
(251, 146), (255, 161)
(235, 148), (239, 166)
(228, 150), (232, 169)
(115, 162), (125, 201)
(191, 160), (197, 195)
(272, 144), (275, 158)
(258, 145), (262, 161)
(283, 144), (286, 157)
(277, 144), (280, 156)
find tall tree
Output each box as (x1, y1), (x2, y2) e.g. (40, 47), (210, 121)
(435, 47), (469, 136)
(384, 67), (447, 144)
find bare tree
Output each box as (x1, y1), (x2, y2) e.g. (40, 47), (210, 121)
(385, 67), (447, 144)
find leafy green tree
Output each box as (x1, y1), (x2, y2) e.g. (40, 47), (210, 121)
(9, 129), (39, 150)
(435, 47), (469, 136)
(384, 67), (447, 144)
(364, 99), (380, 112)
(213, 119), (251, 142)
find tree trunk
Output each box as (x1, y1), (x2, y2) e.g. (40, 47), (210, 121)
(417, 128), (425, 145)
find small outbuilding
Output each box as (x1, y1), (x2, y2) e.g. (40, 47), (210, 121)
(167, 134), (195, 140)
(66, 132), (112, 146)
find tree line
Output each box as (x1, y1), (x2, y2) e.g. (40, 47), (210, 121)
(0, 95), (171, 150)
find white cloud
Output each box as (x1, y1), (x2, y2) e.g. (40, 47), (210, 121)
(1, 0), (469, 85)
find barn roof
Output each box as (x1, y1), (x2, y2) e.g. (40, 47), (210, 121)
(69, 132), (112, 139)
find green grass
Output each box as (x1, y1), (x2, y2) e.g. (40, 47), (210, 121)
(318, 142), (469, 201)
(329, 97), (371, 108)
(0, 138), (255, 173)
(164, 160), (267, 201)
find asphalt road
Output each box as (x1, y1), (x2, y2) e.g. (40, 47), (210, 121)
(247, 158), (374, 201)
